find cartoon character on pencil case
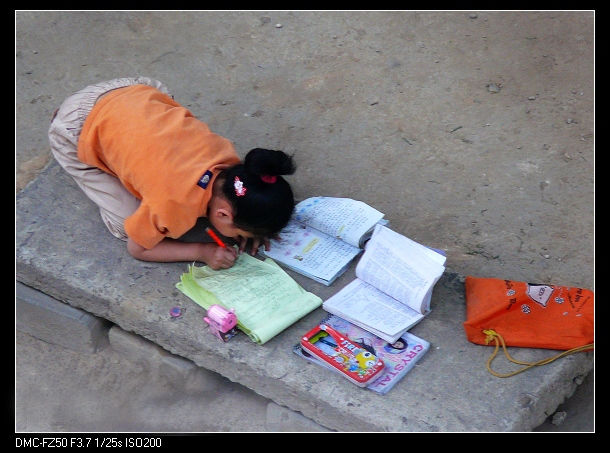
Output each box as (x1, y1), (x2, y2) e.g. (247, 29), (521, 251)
(352, 350), (378, 371)
(332, 349), (378, 375)
(314, 330), (379, 375)
(327, 339), (378, 375)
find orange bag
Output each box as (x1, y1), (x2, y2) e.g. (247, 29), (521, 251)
(464, 276), (594, 350)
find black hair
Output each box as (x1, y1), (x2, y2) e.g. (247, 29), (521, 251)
(220, 148), (296, 237)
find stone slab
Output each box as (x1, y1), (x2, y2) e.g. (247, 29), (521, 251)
(16, 281), (111, 354)
(16, 161), (593, 431)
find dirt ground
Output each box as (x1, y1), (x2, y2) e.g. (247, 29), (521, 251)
(15, 11), (594, 432)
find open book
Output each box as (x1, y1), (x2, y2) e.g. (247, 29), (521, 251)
(260, 197), (387, 286)
(322, 225), (446, 343)
(294, 314), (430, 395)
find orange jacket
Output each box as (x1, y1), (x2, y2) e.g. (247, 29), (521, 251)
(78, 85), (240, 249)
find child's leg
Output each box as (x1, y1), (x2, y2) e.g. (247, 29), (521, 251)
(48, 77), (169, 241)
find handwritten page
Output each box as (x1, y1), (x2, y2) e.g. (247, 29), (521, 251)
(292, 197), (385, 247)
(176, 253), (322, 345)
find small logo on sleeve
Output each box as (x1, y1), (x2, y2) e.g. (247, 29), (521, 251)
(197, 170), (213, 189)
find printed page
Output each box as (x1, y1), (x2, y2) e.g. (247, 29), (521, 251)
(356, 225), (446, 313)
(323, 279), (425, 343)
(293, 197), (385, 248)
(176, 253), (322, 345)
(261, 220), (361, 285)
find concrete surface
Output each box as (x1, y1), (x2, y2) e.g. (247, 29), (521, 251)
(16, 282), (111, 354)
(15, 161), (594, 432)
(15, 282), (330, 432)
(16, 11), (594, 432)
(15, 284), (592, 432)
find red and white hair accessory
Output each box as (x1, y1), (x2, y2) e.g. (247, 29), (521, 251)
(234, 176), (247, 196)
(261, 175), (277, 183)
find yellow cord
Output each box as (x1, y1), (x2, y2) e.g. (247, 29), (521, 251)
(482, 329), (594, 378)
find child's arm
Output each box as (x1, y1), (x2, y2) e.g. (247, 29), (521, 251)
(127, 237), (238, 270)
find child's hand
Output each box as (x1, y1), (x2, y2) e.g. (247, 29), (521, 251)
(202, 242), (238, 270)
(237, 235), (273, 256)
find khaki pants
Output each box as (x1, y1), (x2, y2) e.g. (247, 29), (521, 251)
(48, 77), (169, 241)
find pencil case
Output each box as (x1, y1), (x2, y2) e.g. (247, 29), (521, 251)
(300, 324), (385, 387)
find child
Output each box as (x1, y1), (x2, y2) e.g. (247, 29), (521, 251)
(48, 77), (296, 270)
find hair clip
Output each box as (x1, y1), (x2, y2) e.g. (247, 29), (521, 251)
(261, 175), (277, 183)
(234, 176), (247, 196)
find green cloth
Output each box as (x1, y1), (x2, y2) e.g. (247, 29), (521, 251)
(176, 253), (322, 345)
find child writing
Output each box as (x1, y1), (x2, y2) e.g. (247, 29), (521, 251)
(48, 77), (296, 270)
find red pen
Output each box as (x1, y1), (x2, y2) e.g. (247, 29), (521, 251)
(205, 227), (227, 248)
